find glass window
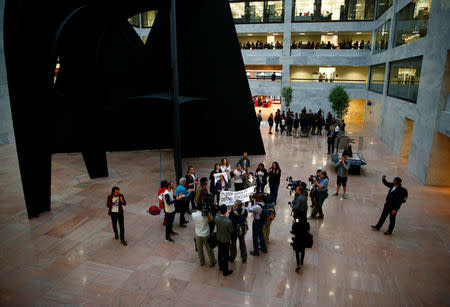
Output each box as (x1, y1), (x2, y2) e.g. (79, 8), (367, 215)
(230, 2), (246, 23)
(292, 0), (374, 22)
(230, 1), (284, 23)
(376, 0), (393, 18)
(266, 1), (284, 22)
(394, 0), (431, 47)
(247, 2), (264, 23)
(374, 19), (390, 54)
(369, 64), (386, 93)
(128, 14), (140, 27)
(388, 56), (422, 103)
(141, 11), (157, 28)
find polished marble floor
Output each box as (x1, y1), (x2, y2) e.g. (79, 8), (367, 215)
(0, 123), (449, 306)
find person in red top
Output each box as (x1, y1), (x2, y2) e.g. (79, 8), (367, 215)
(159, 180), (169, 225)
(106, 186), (127, 246)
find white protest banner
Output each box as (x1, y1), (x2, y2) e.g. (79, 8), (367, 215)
(213, 172), (228, 183)
(219, 187), (255, 205)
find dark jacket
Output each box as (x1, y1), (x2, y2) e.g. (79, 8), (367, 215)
(268, 116), (274, 126)
(229, 207), (248, 231)
(287, 116), (294, 127)
(185, 173), (198, 192)
(215, 215), (234, 242)
(237, 157), (251, 169)
(292, 192), (308, 220)
(293, 118), (300, 128)
(267, 167), (281, 184)
(275, 114), (281, 123)
(383, 178), (408, 211)
(209, 170), (220, 194)
(255, 168), (268, 185)
(215, 180), (229, 194)
(292, 221), (309, 251)
(106, 194), (126, 215)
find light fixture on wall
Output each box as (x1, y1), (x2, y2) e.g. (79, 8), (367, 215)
(248, 33), (253, 36)
(356, 32), (362, 34)
(300, 33), (305, 35)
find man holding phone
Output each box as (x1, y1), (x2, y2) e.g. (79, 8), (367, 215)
(333, 155), (350, 198)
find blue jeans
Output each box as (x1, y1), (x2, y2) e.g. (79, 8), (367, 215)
(252, 219), (266, 254)
(269, 184), (280, 203)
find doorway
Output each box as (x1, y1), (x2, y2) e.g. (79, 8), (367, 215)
(400, 117), (414, 159)
(343, 99), (366, 122)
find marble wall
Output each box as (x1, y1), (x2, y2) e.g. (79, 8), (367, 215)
(239, 0), (450, 185)
(0, 0), (15, 145)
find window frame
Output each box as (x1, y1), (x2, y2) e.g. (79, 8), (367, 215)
(387, 56), (423, 103)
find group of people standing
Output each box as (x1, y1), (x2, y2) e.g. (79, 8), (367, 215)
(266, 108), (345, 147)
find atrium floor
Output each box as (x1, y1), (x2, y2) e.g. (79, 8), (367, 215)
(0, 122), (448, 306)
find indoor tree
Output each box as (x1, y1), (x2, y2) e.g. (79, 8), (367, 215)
(328, 85), (350, 119)
(281, 86), (293, 110)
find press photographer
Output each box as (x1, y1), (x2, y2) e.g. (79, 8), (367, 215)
(308, 170), (322, 210)
(310, 170), (329, 219)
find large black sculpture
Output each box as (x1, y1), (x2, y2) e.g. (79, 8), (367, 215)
(3, 0), (265, 219)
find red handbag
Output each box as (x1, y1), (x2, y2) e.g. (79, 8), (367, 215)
(149, 206), (161, 216)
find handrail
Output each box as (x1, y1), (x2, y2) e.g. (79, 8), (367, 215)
(291, 78), (366, 82)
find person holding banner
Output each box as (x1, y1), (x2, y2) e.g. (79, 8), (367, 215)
(209, 164), (222, 199)
(220, 158), (232, 183)
(255, 163), (268, 193)
(233, 164), (246, 191)
(248, 193), (267, 256)
(215, 174), (229, 203)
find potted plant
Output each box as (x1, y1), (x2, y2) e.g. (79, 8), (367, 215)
(281, 86), (293, 110)
(328, 85), (349, 119)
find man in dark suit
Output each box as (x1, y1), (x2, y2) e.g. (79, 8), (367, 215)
(371, 176), (408, 235)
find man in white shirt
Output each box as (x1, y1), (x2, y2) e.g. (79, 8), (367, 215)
(192, 204), (216, 267)
(164, 181), (185, 243)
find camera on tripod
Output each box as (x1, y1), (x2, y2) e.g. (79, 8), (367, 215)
(286, 176), (306, 195)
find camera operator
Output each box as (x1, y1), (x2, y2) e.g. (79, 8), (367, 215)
(291, 182), (308, 221)
(192, 203), (217, 267)
(311, 171), (329, 219)
(308, 170), (322, 209)
(195, 177), (218, 234)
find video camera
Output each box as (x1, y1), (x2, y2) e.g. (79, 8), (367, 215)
(286, 176), (309, 196)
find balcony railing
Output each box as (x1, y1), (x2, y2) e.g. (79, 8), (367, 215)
(291, 78), (366, 84)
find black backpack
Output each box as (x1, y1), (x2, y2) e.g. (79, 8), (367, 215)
(234, 209), (248, 236)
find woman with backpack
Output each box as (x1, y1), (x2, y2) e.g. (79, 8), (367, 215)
(228, 200), (248, 263)
(291, 218), (311, 272)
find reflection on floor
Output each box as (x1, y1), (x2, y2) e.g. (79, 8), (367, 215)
(0, 123), (449, 306)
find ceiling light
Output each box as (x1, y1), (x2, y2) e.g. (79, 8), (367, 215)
(300, 33), (305, 35)
(327, 32), (333, 35)
(356, 32), (362, 34)
(248, 34), (253, 36)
